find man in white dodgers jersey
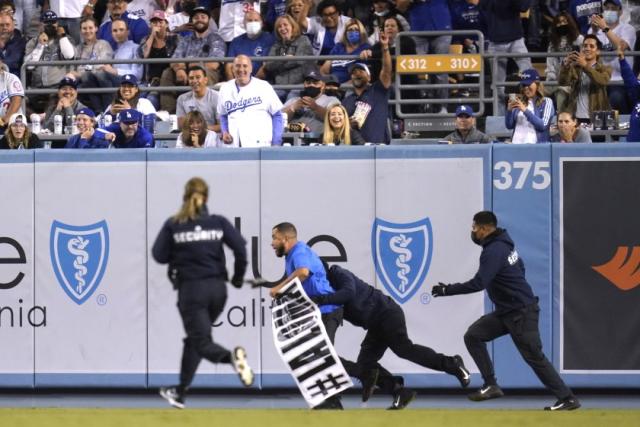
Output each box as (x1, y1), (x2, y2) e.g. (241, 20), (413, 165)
(0, 59), (24, 129)
(217, 54), (284, 147)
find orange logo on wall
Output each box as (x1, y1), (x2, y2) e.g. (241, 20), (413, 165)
(592, 246), (640, 291)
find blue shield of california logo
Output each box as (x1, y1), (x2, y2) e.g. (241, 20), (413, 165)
(371, 218), (433, 304)
(50, 220), (109, 305)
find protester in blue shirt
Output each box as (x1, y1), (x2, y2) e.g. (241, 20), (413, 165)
(65, 108), (111, 148)
(105, 108), (154, 148)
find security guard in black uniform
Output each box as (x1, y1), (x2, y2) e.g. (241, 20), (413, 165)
(432, 210), (580, 411)
(314, 264), (471, 409)
(152, 177), (254, 409)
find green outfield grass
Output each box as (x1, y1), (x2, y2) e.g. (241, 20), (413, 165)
(1, 409), (639, 427)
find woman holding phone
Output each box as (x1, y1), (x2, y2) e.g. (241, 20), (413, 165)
(505, 69), (555, 143)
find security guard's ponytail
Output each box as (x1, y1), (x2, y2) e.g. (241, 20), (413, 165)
(173, 177), (209, 224)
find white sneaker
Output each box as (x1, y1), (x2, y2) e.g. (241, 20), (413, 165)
(232, 346), (254, 387)
(159, 386), (185, 409)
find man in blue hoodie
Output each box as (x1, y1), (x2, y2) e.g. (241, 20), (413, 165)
(432, 211), (580, 411)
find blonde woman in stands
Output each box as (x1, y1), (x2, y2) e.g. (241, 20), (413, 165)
(321, 103), (365, 145)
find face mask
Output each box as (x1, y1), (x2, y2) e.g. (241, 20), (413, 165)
(346, 30), (360, 45)
(245, 21), (261, 36)
(324, 88), (342, 99)
(556, 25), (569, 36)
(374, 10), (389, 17)
(603, 10), (619, 25)
(470, 231), (483, 246)
(44, 24), (57, 38)
(301, 85), (321, 98)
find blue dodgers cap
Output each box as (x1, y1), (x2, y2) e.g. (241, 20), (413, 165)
(519, 68), (540, 86)
(58, 76), (78, 89)
(604, 0), (622, 7)
(77, 108), (96, 118)
(118, 109), (141, 124)
(349, 62), (371, 77)
(41, 10), (58, 22)
(455, 105), (474, 117)
(120, 74), (139, 86)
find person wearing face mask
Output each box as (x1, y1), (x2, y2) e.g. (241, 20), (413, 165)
(225, 11), (275, 81)
(282, 71), (340, 135)
(432, 211), (581, 411)
(366, 0), (409, 45)
(588, 0), (636, 114)
(319, 18), (371, 84)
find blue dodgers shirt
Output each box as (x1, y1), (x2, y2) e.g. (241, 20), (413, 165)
(285, 241), (339, 314)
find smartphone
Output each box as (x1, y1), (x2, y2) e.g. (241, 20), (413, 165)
(508, 93), (517, 102)
(571, 46), (581, 53)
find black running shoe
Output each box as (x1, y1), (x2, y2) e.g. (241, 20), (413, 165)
(468, 384), (504, 402)
(361, 368), (380, 402)
(452, 355), (471, 388)
(159, 386), (185, 409)
(387, 388), (417, 410)
(544, 397), (581, 411)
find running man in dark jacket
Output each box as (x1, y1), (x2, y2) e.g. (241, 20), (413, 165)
(316, 264), (471, 409)
(432, 210), (580, 411)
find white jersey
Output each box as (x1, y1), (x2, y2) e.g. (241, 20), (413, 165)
(218, 0), (260, 42)
(127, 0), (160, 23)
(49, 0), (84, 19)
(0, 71), (24, 119)
(217, 77), (283, 147)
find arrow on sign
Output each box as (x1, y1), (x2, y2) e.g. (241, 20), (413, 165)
(471, 57), (478, 68)
(400, 58), (407, 70)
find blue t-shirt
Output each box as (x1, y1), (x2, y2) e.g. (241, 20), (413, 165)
(285, 241), (339, 314)
(450, 0), (486, 43)
(320, 29), (337, 56)
(105, 123), (155, 148)
(570, 0), (602, 35)
(98, 12), (150, 50)
(342, 80), (390, 144)
(227, 32), (276, 76)
(65, 129), (111, 149)
(329, 42), (371, 83)
(266, 0), (287, 28)
(408, 0), (452, 32)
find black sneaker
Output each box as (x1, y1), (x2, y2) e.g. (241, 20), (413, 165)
(451, 355), (471, 388)
(387, 388), (417, 410)
(544, 397), (581, 411)
(468, 384), (504, 401)
(361, 368), (380, 402)
(159, 386), (185, 409)
(232, 346), (254, 387)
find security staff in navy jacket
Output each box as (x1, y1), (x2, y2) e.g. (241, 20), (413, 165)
(317, 264), (470, 410)
(432, 211), (580, 411)
(152, 177), (253, 409)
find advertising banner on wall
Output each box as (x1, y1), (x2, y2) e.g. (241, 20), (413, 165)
(0, 153), (35, 387)
(558, 150), (640, 373)
(33, 151), (148, 386)
(146, 150), (263, 387)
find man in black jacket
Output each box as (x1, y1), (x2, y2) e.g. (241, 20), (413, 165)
(316, 264), (471, 409)
(432, 211), (580, 411)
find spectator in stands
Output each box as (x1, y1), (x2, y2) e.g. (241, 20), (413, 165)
(217, 54), (284, 147)
(167, 0), (197, 34)
(320, 18), (370, 84)
(65, 107), (112, 148)
(109, 18), (143, 81)
(43, 77), (88, 132)
(618, 45), (639, 143)
(3, 0), (36, 39)
(225, 11), (275, 81)
(98, 0), (150, 50)
(42, 0), (85, 42)
(24, 11), (76, 112)
(506, 69), (555, 143)
(104, 108), (155, 147)
(286, 0), (312, 32)
(160, 6), (226, 113)
(444, 105), (493, 144)
(104, 74), (156, 118)
(69, 16), (114, 113)
(558, 34), (611, 124)
(0, 11), (26, 76)
(218, 0), (259, 43)
(176, 65), (219, 131)
(321, 102), (364, 145)
(342, 32), (392, 144)
(138, 10), (178, 109)
(264, 14), (314, 102)
(176, 110), (218, 148)
(303, 0), (351, 56)
(366, 0), (409, 46)
(569, 0), (602, 35)
(397, 0), (453, 114)
(323, 73), (344, 100)
(550, 111), (592, 142)
(464, 0), (532, 115)
(282, 70), (340, 134)
(450, 0), (485, 54)
(266, 0), (288, 31)
(588, 0), (636, 114)
(545, 12), (583, 112)
(0, 113), (42, 149)
(126, 0), (159, 22)
(0, 56), (23, 128)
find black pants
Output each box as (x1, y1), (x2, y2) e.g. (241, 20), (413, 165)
(464, 302), (572, 399)
(177, 278), (231, 389)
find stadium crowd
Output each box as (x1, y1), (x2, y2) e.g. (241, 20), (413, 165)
(0, 0), (637, 148)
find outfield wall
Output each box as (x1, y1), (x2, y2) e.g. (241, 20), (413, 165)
(0, 145), (638, 389)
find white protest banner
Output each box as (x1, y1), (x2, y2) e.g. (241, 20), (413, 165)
(271, 278), (352, 407)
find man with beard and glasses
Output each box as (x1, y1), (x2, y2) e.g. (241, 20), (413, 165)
(161, 6), (226, 113)
(98, 0), (150, 50)
(341, 31), (391, 144)
(431, 211), (581, 411)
